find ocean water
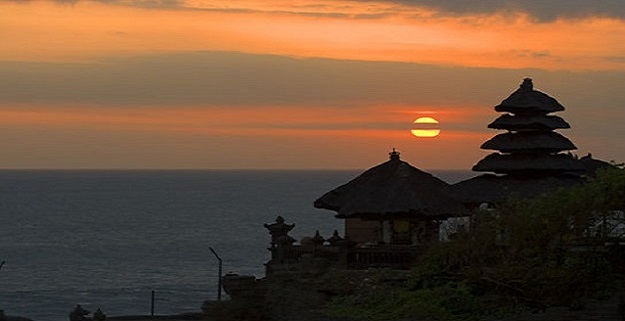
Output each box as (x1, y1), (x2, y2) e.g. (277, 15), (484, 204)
(0, 170), (473, 321)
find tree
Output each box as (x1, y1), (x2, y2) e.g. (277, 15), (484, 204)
(415, 165), (625, 309)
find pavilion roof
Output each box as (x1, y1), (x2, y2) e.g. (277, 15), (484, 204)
(495, 78), (565, 115)
(488, 114), (570, 130)
(472, 152), (584, 174)
(480, 131), (577, 153)
(314, 150), (465, 219)
(448, 174), (584, 204)
(578, 153), (614, 175)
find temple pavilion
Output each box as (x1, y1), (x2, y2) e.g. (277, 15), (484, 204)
(262, 78), (612, 273)
(314, 149), (465, 245)
(450, 78), (608, 206)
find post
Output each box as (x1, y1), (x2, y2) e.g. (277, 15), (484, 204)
(150, 290), (155, 317)
(0, 261), (5, 270)
(209, 247), (223, 301)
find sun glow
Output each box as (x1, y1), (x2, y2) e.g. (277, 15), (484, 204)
(411, 117), (441, 138)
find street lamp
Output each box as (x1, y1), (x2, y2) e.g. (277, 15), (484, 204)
(208, 247), (223, 301)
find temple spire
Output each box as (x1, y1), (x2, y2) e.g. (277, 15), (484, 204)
(389, 148), (400, 161)
(520, 78), (533, 92)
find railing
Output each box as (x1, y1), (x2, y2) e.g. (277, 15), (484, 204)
(351, 245), (421, 269)
(269, 244), (422, 271)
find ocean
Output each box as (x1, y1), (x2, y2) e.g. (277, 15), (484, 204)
(0, 170), (473, 321)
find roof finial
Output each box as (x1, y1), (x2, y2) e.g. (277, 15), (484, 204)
(520, 78), (533, 92)
(389, 148), (400, 161)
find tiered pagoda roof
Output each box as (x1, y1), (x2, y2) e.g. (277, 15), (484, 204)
(448, 79), (596, 205)
(488, 114), (570, 131)
(472, 78), (583, 175)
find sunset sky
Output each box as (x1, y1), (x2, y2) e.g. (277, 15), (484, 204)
(1, 0), (624, 170)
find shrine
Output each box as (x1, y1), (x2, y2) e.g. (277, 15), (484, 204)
(261, 79), (613, 273)
(450, 78), (609, 206)
(314, 149), (465, 245)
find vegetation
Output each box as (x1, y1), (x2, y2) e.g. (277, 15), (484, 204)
(324, 166), (625, 321)
(209, 167), (625, 321)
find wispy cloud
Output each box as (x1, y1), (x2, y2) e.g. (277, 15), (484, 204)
(1, 51), (623, 110)
(0, 52), (569, 107)
(3, 1), (624, 70)
(364, 0), (625, 22)
(2, 0), (624, 169)
(24, 0), (625, 22)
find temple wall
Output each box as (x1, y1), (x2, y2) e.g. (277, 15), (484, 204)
(345, 218), (380, 244)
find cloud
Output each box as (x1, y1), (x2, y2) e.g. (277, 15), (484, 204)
(8, 0), (183, 8)
(1, 51), (623, 112)
(374, 0), (625, 22)
(22, 0), (625, 21)
(511, 50), (552, 58)
(0, 51), (623, 169)
(7, 0), (372, 18)
(157, 1), (625, 22)
(0, 51), (495, 107)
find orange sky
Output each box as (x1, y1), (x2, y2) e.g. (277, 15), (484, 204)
(1, 0), (624, 169)
(3, 1), (624, 70)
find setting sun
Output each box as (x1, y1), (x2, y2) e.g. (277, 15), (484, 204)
(0, 0), (623, 169)
(411, 117), (441, 138)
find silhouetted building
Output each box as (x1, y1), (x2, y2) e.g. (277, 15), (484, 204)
(451, 78), (609, 205)
(474, 78), (582, 175)
(314, 149), (464, 245)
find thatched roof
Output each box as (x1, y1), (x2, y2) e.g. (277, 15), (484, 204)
(473, 152), (584, 174)
(579, 153), (614, 175)
(488, 114), (570, 130)
(495, 78), (565, 115)
(481, 131), (577, 153)
(314, 150), (464, 219)
(450, 154), (610, 204)
(448, 174), (584, 204)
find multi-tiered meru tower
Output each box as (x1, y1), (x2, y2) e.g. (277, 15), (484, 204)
(448, 78), (608, 206)
(472, 78), (583, 176)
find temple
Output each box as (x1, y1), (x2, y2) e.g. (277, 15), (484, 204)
(474, 78), (582, 175)
(259, 78), (613, 274)
(450, 78), (609, 206)
(221, 79), (620, 309)
(314, 149), (464, 245)
(261, 150), (466, 273)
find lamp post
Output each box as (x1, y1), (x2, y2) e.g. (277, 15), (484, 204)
(151, 290), (155, 317)
(209, 247), (223, 301)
